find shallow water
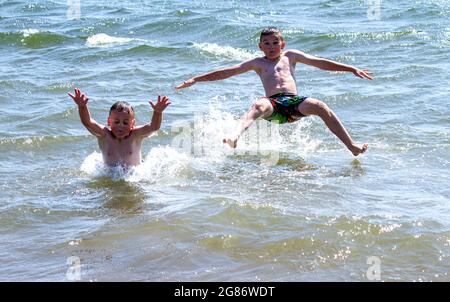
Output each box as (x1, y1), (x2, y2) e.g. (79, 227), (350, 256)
(0, 0), (449, 281)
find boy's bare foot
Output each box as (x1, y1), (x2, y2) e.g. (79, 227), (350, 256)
(349, 143), (368, 156)
(223, 137), (238, 148)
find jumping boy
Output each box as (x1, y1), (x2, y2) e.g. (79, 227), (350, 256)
(69, 88), (171, 166)
(176, 27), (372, 156)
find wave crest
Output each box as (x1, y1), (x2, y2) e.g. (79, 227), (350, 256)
(85, 33), (139, 48)
(191, 42), (256, 61)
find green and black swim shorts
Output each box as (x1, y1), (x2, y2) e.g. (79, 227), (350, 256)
(263, 93), (308, 124)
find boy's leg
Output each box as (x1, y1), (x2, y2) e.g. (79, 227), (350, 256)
(297, 98), (368, 156)
(223, 97), (273, 148)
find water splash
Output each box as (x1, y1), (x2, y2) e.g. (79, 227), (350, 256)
(130, 146), (191, 182)
(170, 102), (290, 166)
(288, 118), (322, 160)
(80, 146), (190, 183)
(80, 102), (321, 182)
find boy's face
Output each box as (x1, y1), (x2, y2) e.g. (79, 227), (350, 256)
(259, 34), (285, 60)
(107, 110), (135, 139)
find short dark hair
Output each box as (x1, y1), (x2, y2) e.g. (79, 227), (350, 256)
(109, 101), (134, 116)
(260, 27), (283, 41)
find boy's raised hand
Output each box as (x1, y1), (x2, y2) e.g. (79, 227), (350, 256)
(68, 88), (89, 106)
(353, 68), (373, 80)
(175, 78), (195, 90)
(150, 95), (171, 113)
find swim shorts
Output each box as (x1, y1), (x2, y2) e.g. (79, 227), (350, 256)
(264, 93), (308, 124)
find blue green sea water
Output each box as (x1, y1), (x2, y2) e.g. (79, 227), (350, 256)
(0, 0), (449, 281)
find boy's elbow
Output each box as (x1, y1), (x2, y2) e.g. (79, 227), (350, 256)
(81, 119), (91, 128)
(148, 124), (160, 133)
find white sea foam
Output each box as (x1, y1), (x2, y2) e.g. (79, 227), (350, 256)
(85, 33), (136, 48)
(379, 223), (402, 234)
(21, 29), (39, 37)
(192, 42), (256, 61)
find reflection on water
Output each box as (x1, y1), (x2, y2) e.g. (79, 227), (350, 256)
(276, 156), (317, 172)
(335, 159), (366, 178)
(1, 0), (449, 282)
(87, 177), (146, 214)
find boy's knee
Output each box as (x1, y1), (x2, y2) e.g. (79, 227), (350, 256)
(253, 98), (271, 114)
(318, 101), (331, 113)
(299, 98), (330, 117)
(312, 100), (331, 117)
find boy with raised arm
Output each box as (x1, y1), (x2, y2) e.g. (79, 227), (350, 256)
(69, 88), (171, 166)
(176, 27), (372, 156)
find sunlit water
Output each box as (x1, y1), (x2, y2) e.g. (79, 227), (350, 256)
(0, 0), (449, 281)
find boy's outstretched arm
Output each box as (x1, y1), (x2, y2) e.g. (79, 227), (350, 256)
(175, 59), (258, 90)
(68, 88), (105, 137)
(289, 50), (373, 80)
(133, 96), (171, 138)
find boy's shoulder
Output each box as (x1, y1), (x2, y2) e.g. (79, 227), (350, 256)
(284, 49), (309, 63)
(251, 56), (265, 63)
(284, 49), (305, 56)
(239, 56), (266, 71)
(97, 126), (113, 139)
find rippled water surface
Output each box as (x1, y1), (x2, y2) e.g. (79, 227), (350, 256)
(0, 0), (449, 281)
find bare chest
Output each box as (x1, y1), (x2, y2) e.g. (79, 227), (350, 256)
(259, 57), (294, 78)
(99, 133), (142, 165)
(103, 139), (135, 156)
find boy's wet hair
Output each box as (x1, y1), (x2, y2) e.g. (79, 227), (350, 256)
(260, 27), (283, 41)
(109, 101), (134, 116)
